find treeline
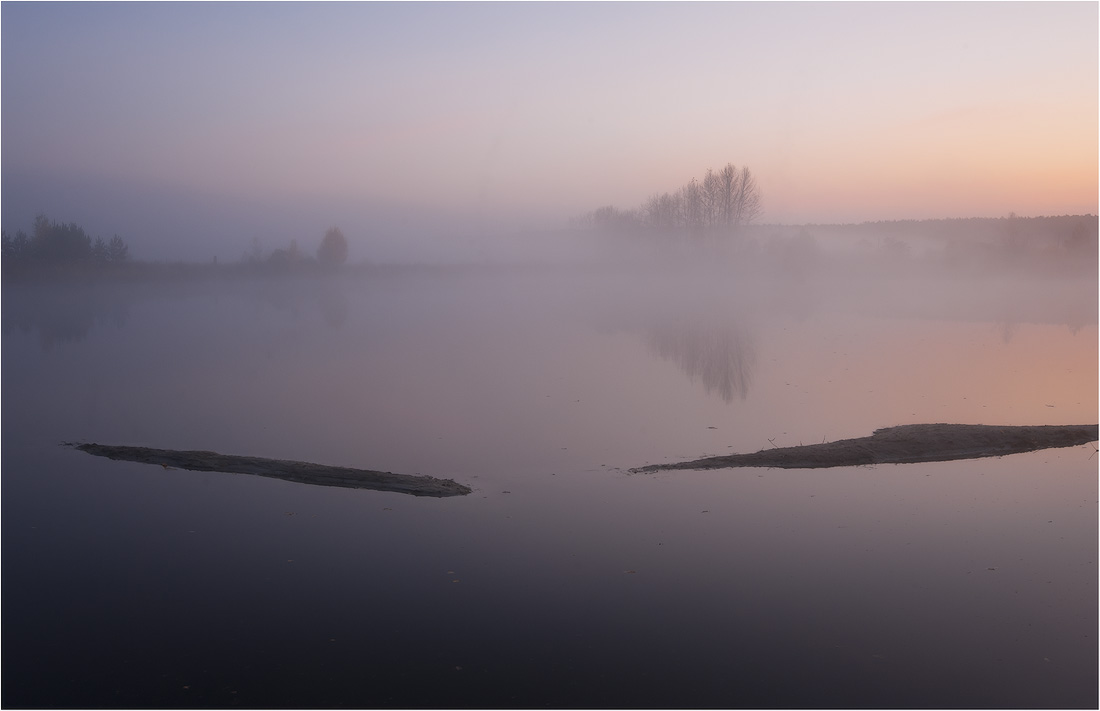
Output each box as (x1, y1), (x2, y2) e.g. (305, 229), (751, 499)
(574, 163), (762, 234)
(239, 227), (349, 272)
(2, 215), (130, 269)
(759, 214), (1097, 246)
(2, 216), (352, 279)
(737, 214), (1098, 278)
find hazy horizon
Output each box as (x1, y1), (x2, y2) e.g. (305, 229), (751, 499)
(3, 2), (1097, 262)
(4, 5), (1097, 706)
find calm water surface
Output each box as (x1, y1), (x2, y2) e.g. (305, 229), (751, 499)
(3, 267), (1096, 708)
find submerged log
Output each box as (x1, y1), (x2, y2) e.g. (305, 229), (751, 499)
(631, 423), (1099, 473)
(68, 443), (472, 497)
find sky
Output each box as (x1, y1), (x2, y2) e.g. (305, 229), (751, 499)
(2, 2), (1097, 262)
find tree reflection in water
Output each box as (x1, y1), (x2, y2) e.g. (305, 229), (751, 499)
(644, 320), (755, 402)
(2, 283), (130, 351)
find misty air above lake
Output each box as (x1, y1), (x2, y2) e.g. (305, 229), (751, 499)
(4, 213), (1096, 708)
(2, 2), (1097, 709)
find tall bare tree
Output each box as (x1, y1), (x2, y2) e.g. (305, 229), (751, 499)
(716, 163), (738, 227)
(732, 166), (762, 225)
(701, 168), (723, 228)
(680, 178), (704, 233)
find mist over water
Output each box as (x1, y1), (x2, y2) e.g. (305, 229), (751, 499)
(3, 1), (1097, 705)
(3, 228), (1096, 707)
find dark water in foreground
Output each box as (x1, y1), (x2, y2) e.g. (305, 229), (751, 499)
(3, 267), (1096, 708)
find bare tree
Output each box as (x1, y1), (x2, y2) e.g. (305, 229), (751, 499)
(716, 163), (738, 227)
(701, 168), (723, 229)
(652, 191), (681, 230)
(680, 178), (704, 234)
(732, 166), (762, 226)
(643, 194), (662, 229)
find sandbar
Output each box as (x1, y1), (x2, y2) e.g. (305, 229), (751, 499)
(630, 423), (1099, 473)
(69, 443), (472, 497)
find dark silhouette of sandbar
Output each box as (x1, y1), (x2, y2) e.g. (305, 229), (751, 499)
(630, 424), (1099, 473)
(68, 443), (471, 497)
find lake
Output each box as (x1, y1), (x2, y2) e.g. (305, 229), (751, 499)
(3, 261), (1096, 708)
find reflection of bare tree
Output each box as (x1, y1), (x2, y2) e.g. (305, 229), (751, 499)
(645, 321), (755, 402)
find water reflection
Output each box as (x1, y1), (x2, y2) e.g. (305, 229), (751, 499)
(644, 320), (755, 402)
(317, 284), (348, 329)
(3, 264), (1096, 710)
(252, 277), (350, 330)
(1, 283), (129, 351)
(1, 275), (352, 352)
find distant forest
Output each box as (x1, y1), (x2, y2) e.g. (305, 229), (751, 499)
(1, 215), (350, 278)
(2, 207), (1094, 282)
(2, 215), (130, 269)
(240, 227), (349, 271)
(743, 214), (1098, 262)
